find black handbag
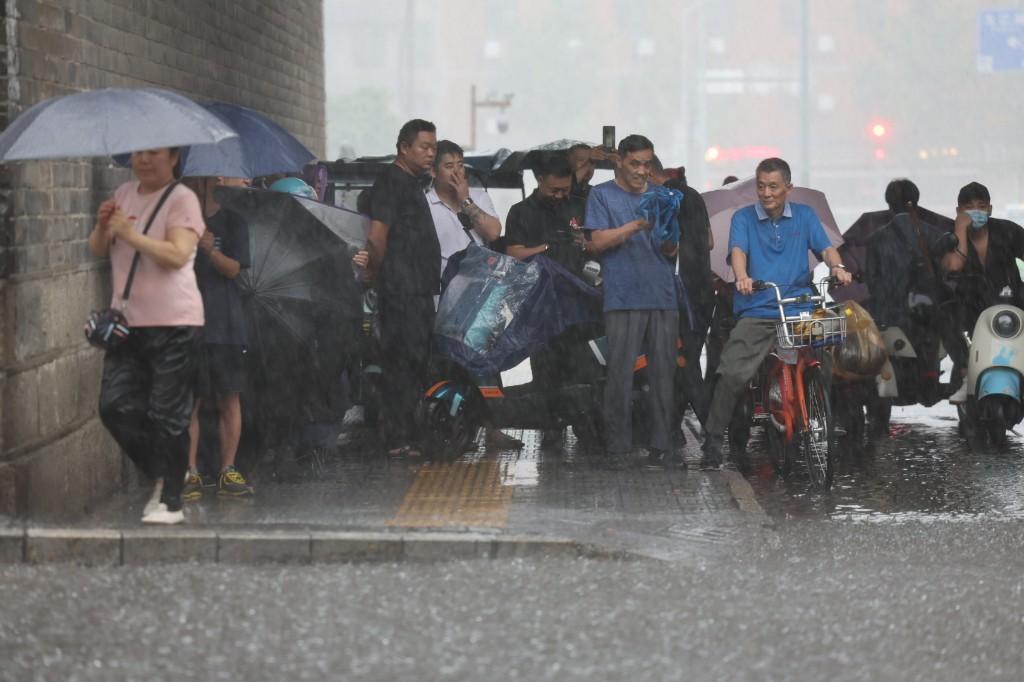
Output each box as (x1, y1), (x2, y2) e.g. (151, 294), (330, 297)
(84, 182), (179, 350)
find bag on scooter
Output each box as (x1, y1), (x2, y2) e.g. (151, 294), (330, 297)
(832, 301), (887, 381)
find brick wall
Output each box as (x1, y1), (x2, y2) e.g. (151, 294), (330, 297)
(0, 0), (325, 517)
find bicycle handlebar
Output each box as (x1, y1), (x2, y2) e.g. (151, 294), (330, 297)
(749, 273), (863, 307)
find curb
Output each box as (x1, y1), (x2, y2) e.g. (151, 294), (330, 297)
(0, 526), (625, 566)
(721, 470), (774, 528)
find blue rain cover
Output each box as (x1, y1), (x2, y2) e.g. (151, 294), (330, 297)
(434, 245), (603, 375)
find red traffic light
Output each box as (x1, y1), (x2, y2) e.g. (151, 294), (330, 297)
(869, 120), (890, 139)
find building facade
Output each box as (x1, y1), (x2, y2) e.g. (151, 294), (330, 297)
(0, 0), (325, 517)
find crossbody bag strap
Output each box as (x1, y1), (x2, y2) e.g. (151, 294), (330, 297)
(121, 181), (179, 302)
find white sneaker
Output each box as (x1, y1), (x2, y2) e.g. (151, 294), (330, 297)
(142, 502), (184, 525)
(143, 478), (164, 516)
(949, 383), (968, 405)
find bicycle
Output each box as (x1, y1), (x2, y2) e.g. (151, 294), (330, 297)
(740, 277), (848, 490)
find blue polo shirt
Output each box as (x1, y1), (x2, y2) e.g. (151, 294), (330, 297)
(584, 180), (677, 312)
(729, 201), (832, 319)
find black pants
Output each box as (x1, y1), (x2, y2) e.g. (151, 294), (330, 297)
(99, 326), (199, 509)
(379, 294), (435, 448)
(676, 301), (714, 426)
(531, 327), (595, 424)
(706, 289), (735, 379)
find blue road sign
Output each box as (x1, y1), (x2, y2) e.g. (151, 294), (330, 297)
(978, 9), (1024, 72)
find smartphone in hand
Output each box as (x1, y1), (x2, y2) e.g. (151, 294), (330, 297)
(602, 125), (616, 150)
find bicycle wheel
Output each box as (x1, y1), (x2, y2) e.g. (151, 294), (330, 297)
(802, 365), (835, 490)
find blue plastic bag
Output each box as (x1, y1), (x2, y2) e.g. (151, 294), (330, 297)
(638, 185), (684, 245)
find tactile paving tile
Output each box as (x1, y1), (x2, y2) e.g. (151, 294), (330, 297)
(388, 460), (514, 528)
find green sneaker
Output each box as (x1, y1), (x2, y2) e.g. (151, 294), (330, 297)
(183, 471), (204, 501)
(218, 465), (254, 497)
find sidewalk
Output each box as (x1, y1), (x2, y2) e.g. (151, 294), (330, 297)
(2, 418), (770, 564)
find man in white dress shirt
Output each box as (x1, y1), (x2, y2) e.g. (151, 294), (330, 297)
(427, 139), (523, 450)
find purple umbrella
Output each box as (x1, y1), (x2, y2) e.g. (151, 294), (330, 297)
(702, 176), (844, 282)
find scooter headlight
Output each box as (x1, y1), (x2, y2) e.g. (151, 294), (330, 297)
(992, 311), (1021, 338)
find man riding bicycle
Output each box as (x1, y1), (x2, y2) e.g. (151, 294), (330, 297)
(701, 158), (852, 469)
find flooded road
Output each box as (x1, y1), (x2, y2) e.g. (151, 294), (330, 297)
(743, 403), (1024, 522)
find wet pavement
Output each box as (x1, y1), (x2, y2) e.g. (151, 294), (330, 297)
(60, 415), (755, 563)
(14, 398), (1024, 561)
(5, 403), (1024, 679)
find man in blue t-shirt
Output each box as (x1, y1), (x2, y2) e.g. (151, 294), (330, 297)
(584, 135), (680, 468)
(701, 157), (851, 469)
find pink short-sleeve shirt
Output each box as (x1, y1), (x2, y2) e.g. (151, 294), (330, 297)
(109, 181), (206, 327)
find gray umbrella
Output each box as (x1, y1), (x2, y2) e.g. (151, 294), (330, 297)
(496, 139), (596, 174)
(0, 87), (237, 161)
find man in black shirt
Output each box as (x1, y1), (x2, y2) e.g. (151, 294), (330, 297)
(942, 181), (1024, 403)
(505, 152), (588, 275)
(505, 152), (592, 449)
(367, 119), (440, 456)
(650, 159), (714, 427)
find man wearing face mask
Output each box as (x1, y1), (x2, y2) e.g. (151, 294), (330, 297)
(942, 181), (1024, 404)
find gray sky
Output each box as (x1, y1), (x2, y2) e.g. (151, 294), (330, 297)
(324, 0), (1024, 228)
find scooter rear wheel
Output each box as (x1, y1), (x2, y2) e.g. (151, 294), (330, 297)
(419, 399), (478, 461)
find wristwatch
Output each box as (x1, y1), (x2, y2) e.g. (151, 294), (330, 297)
(831, 263), (848, 271)
(460, 197), (475, 211)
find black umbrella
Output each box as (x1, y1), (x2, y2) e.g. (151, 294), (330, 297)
(215, 187), (368, 431)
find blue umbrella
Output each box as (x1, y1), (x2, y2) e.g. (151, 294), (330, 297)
(0, 87), (237, 161)
(179, 102), (315, 178)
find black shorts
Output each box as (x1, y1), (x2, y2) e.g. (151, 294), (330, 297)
(195, 344), (247, 398)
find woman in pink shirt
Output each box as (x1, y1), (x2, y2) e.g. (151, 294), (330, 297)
(88, 147), (205, 525)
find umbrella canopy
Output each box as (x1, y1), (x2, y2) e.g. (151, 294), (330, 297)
(215, 187), (368, 420)
(495, 139), (598, 174)
(702, 176), (844, 282)
(180, 102), (315, 178)
(832, 207), (953, 303)
(0, 87), (236, 161)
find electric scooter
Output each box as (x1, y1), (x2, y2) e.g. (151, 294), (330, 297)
(957, 290), (1024, 448)
(420, 322), (685, 459)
